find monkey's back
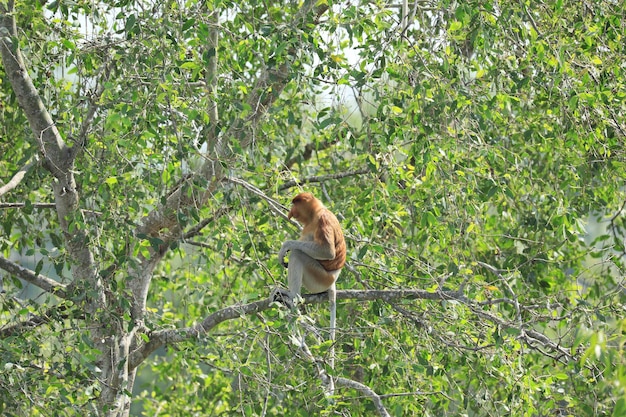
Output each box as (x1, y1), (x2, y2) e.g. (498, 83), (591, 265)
(316, 210), (346, 272)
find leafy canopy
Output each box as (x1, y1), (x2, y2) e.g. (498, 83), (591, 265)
(1, 0), (626, 416)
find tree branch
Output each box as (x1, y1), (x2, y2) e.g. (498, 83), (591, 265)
(0, 1), (70, 179)
(0, 203), (56, 209)
(128, 284), (587, 381)
(284, 316), (391, 414)
(336, 377), (391, 417)
(0, 203), (102, 219)
(223, 0), (329, 149)
(0, 156), (37, 197)
(225, 176), (291, 221)
(0, 255), (68, 298)
(0, 303), (77, 338)
(279, 168), (371, 191)
(135, 0), (331, 240)
(129, 289), (462, 369)
(284, 139), (340, 169)
(0, 312), (50, 338)
(75, 55), (115, 148)
(463, 301), (579, 365)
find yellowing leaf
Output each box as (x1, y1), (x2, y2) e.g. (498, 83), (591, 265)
(330, 54), (344, 63)
(449, 21), (463, 32)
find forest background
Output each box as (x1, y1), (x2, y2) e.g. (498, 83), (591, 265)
(1, 0), (626, 416)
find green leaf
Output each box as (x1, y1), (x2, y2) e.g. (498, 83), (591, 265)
(182, 18), (195, 32)
(613, 397), (626, 417)
(34, 260), (43, 275)
(125, 14), (136, 33)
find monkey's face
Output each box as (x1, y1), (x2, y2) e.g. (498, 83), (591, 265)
(288, 203), (302, 221)
(287, 193), (315, 223)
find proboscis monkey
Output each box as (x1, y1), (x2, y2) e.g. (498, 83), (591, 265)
(275, 192), (346, 371)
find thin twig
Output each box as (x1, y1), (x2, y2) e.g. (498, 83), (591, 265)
(225, 177), (292, 221)
(279, 168), (370, 191)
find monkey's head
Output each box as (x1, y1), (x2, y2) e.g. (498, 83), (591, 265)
(288, 192), (322, 224)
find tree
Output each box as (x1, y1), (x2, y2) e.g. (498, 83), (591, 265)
(1, 0), (625, 415)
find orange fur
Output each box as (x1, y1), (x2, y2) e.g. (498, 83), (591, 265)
(288, 193), (346, 272)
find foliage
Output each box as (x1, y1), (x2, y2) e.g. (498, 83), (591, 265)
(1, 0), (626, 416)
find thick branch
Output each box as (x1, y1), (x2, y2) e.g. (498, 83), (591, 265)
(129, 289), (462, 369)
(0, 1), (70, 179)
(128, 13), (221, 323)
(128, 285), (585, 377)
(0, 255), (67, 298)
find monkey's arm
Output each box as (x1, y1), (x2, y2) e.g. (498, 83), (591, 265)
(278, 239), (336, 267)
